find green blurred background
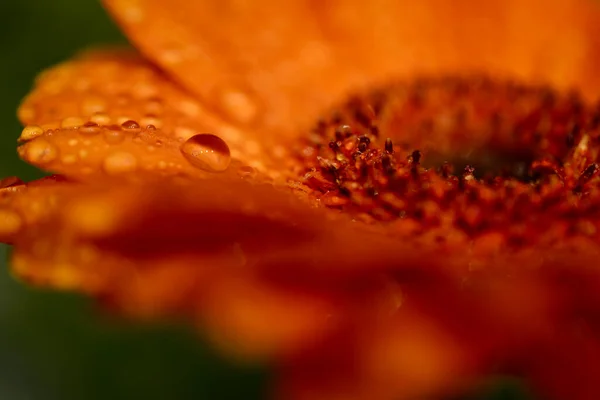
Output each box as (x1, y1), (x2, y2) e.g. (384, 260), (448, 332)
(0, 1), (534, 399)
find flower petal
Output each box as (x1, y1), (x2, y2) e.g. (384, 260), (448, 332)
(273, 264), (600, 400)
(17, 49), (286, 177)
(0, 175), (71, 244)
(105, 0), (600, 143)
(17, 121), (249, 181)
(6, 177), (422, 357)
(7, 178), (312, 288)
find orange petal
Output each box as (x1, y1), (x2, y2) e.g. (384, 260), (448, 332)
(275, 304), (483, 400)
(0, 175), (72, 244)
(521, 267), (600, 400)
(6, 176), (430, 359)
(200, 270), (339, 361)
(105, 0), (600, 144)
(1, 179), (359, 301)
(18, 49), (287, 176)
(10, 176), (419, 277)
(16, 121), (251, 181)
(273, 267), (573, 400)
(8, 178), (313, 289)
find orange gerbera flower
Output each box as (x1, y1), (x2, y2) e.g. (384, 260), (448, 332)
(4, 0), (600, 399)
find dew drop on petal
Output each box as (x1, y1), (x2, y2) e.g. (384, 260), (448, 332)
(19, 125), (44, 142)
(61, 117), (85, 129)
(23, 139), (58, 164)
(80, 122), (101, 136)
(121, 120), (141, 130)
(103, 151), (138, 175)
(180, 133), (231, 173)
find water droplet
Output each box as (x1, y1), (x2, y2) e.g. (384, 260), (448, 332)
(103, 152), (138, 175)
(80, 122), (101, 136)
(121, 120), (141, 130)
(180, 133), (231, 173)
(23, 139), (58, 164)
(61, 117), (85, 128)
(103, 125), (125, 144)
(41, 122), (59, 131)
(19, 125), (44, 142)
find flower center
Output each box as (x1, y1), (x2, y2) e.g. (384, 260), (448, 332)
(296, 76), (600, 241)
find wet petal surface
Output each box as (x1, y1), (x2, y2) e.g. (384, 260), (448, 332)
(18, 49), (288, 177)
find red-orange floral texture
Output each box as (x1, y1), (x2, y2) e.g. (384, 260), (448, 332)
(4, 0), (600, 399)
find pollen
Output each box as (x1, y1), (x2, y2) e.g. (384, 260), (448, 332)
(297, 76), (600, 245)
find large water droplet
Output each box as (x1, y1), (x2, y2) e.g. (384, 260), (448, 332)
(121, 120), (141, 130)
(19, 125), (44, 142)
(61, 117), (85, 128)
(180, 134), (231, 173)
(23, 139), (58, 164)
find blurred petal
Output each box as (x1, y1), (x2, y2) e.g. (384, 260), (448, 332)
(272, 262), (600, 400)
(200, 271), (339, 361)
(105, 0), (600, 143)
(7, 176), (425, 357)
(0, 175), (71, 244)
(8, 177), (314, 288)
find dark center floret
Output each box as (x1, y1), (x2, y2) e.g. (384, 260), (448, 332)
(295, 76), (600, 243)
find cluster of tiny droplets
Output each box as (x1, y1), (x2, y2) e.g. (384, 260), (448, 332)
(296, 76), (600, 245)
